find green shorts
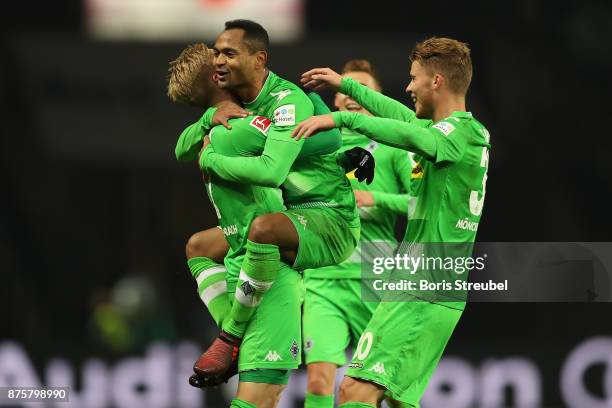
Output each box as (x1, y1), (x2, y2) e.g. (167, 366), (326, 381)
(346, 301), (463, 406)
(226, 256), (304, 372)
(302, 276), (378, 366)
(282, 207), (360, 271)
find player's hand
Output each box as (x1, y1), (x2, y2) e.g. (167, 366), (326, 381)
(291, 114), (335, 140)
(344, 147), (375, 185)
(198, 136), (211, 182)
(301, 68), (342, 92)
(354, 190), (375, 207)
(212, 101), (249, 130)
(202, 135), (211, 150)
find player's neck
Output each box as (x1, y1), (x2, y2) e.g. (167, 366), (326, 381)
(239, 68), (269, 103)
(210, 89), (240, 107)
(433, 93), (466, 122)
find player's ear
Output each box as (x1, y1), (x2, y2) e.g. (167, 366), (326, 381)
(254, 50), (267, 69)
(432, 73), (444, 90)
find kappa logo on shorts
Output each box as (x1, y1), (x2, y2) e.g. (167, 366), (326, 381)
(296, 215), (308, 229)
(290, 340), (299, 359)
(369, 362), (387, 375)
(240, 280), (255, 297)
(265, 350), (283, 362)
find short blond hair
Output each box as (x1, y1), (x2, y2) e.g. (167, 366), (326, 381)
(410, 37), (472, 95)
(167, 43), (212, 104)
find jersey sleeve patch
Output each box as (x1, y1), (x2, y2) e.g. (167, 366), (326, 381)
(249, 116), (272, 135)
(432, 121), (456, 136)
(273, 104), (296, 127)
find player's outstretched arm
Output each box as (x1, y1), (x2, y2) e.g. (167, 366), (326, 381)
(293, 112), (456, 162)
(333, 111), (437, 159)
(301, 67), (420, 123)
(339, 77), (422, 123)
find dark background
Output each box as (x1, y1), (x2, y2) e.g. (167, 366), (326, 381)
(1, 1), (612, 407)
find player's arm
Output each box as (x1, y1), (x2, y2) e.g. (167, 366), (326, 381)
(174, 109), (215, 162)
(175, 102), (249, 162)
(339, 77), (420, 123)
(301, 67), (428, 124)
(334, 112), (469, 164)
(299, 92), (343, 156)
(200, 95), (314, 187)
(371, 151), (413, 214)
(293, 112), (468, 165)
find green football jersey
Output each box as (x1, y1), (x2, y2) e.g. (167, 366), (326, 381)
(337, 77), (490, 243)
(204, 116), (286, 253)
(335, 78), (491, 309)
(307, 127), (412, 279)
(198, 72), (358, 224)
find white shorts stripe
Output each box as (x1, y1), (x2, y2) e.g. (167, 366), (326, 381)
(200, 280), (227, 306)
(196, 265), (227, 287)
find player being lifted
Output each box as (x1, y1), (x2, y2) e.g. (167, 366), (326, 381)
(293, 37), (491, 407)
(174, 20), (366, 388)
(168, 43), (365, 407)
(301, 59), (412, 408)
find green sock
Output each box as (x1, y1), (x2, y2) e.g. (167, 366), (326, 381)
(305, 392), (334, 408)
(188, 257), (230, 327)
(230, 398), (257, 408)
(338, 403), (376, 408)
(222, 240), (280, 338)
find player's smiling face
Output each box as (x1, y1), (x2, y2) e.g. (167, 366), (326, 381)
(335, 71), (380, 115)
(406, 60), (434, 119)
(213, 29), (255, 90)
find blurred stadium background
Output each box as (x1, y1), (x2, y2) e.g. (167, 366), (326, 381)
(1, 0), (612, 407)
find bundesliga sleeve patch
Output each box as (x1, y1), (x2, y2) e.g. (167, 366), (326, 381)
(273, 104), (296, 126)
(249, 116), (272, 135)
(432, 121), (456, 136)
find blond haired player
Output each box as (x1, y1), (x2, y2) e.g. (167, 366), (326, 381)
(293, 37), (491, 407)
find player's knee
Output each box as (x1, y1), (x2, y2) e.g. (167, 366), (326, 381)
(338, 377), (366, 404)
(308, 376), (334, 395)
(307, 364), (336, 395)
(248, 216), (278, 244)
(185, 233), (205, 259)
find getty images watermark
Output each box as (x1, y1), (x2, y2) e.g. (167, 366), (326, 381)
(360, 242), (612, 303)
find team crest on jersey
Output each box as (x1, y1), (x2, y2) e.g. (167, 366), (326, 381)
(274, 104), (296, 126)
(249, 116), (272, 135)
(432, 121), (456, 136)
(411, 162), (424, 179)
